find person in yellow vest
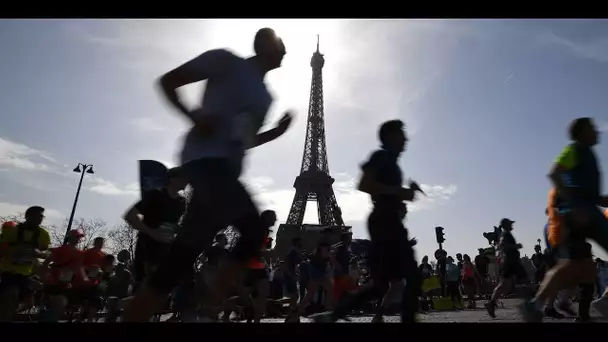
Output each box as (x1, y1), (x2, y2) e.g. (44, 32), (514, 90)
(0, 206), (51, 321)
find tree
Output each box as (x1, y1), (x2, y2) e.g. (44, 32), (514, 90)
(46, 217), (110, 249)
(0, 213), (25, 224)
(107, 222), (138, 259)
(1, 213), (60, 246)
(219, 226), (240, 249)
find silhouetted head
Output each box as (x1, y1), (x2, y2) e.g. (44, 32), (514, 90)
(24, 206), (45, 227)
(117, 249), (130, 263)
(254, 28), (286, 72)
(67, 229), (85, 246)
(93, 237), (105, 250)
(500, 218), (515, 232)
(261, 210), (277, 229)
(379, 119), (407, 153)
(569, 117), (598, 146)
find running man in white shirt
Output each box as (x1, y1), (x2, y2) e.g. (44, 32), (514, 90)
(122, 28), (293, 322)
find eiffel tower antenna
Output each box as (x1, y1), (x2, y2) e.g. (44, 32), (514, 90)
(274, 36), (351, 255)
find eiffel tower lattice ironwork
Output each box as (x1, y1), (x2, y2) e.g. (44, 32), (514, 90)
(275, 36), (351, 255)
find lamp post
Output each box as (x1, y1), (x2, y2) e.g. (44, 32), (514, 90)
(63, 163), (94, 244)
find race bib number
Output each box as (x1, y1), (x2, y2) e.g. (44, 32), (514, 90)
(59, 269), (75, 283)
(11, 249), (35, 266)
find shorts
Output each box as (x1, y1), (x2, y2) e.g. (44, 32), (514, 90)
(462, 277), (476, 289)
(367, 209), (418, 282)
(133, 237), (171, 282)
(44, 284), (78, 304)
(75, 284), (104, 309)
(0, 272), (32, 301)
(243, 268), (269, 288)
(283, 275), (298, 295)
(556, 206), (607, 260)
(148, 158), (265, 294)
(499, 260), (527, 280)
(243, 268), (269, 298)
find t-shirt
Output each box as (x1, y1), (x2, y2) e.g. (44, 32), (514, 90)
(0, 224), (51, 276)
(285, 248), (301, 276)
(334, 245), (351, 277)
(45, 245), (84, 286)
(474, 255), (489, 275)
(179, 49), (273, 174)
(546, 188), (564, 248)
(531, 253), (546, 270)
(299, 262), (310, 283)
(554, 143), (600, 206)
(419, 263), (433, 279)
(360, 148), (403, 209)
(83, 248), (106, 283)
(106, 266), (132, 299)
(500, 231), (520, 262)
(135, 189), (186, 246)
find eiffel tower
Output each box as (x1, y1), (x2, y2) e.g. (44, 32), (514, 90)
(274, 36), (351, 255)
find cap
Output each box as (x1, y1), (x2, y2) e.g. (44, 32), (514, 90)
(499, 218), (515, 227)
(1, 221), (17, 229)
(69, 229), (85, 238)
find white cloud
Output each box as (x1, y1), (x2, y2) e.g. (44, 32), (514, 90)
(539, 31), (608, 63)
(88, 177), (139, 197)
(244, 174), (457, 229)
(0, 137), (57, 172)
(0, 201), (63, 222)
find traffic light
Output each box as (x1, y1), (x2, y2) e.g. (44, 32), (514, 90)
(435, 226), (445, 244)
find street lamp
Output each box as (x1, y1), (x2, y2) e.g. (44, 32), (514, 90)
(63, 163), (94, 244)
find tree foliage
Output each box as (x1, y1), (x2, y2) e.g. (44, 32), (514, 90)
(106, 222), (138, 259)
(1, 213), (112, 251)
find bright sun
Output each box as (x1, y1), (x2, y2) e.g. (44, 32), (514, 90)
(200, 19), (347, 111)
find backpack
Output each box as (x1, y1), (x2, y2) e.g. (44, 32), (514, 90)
(9, 224), (41, 265)
(8, 223), (40, 248)
(447, 264), (460, 282)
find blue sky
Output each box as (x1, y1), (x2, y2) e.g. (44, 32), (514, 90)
(0, 19), (607, 260)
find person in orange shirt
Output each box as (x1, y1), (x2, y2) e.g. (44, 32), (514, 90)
(333, 232), (357, 303)
(241, 210), (276, 323)
(41, 229), (87, 322)
(78, 237), (106, 322)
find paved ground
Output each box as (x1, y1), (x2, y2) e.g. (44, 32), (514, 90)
(20, 298), (606, 323)
(228, 299), (608, 323)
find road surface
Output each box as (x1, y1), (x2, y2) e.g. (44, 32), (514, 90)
(224, 299), (607, 323)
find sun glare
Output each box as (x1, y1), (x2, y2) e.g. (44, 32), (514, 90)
(199, 19), (348, 111)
